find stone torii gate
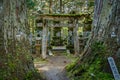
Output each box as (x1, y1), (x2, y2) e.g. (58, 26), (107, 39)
(36, 14), (91, 59)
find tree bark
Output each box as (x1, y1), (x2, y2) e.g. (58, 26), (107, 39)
(67, 0), (120, 79)
(0, 0), (35, 79)
(81, 0), (120, 59)
(0, 0), (4, 54)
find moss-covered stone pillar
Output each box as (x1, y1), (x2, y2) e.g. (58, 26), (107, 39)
(42, 19), (48, 59)
(73, 19), (79, 55)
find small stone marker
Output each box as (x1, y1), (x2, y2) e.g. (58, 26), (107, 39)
(52, 46), (66, 50)
(108, 57), (120, 80)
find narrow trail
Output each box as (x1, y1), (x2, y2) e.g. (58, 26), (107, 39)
(34, 55), (71, 80)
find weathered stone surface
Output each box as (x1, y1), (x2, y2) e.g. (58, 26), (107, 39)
(108, 57), (120, 80)
(42, 19), (48, 59)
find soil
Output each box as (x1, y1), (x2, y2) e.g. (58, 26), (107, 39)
(34, 55), (71, 80)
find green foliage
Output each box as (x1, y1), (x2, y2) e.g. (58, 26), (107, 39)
(66, 44), (74, 53)
(51, 37), (65, 46)
(91, 41), (107, 56)
(84, 25), (91, 31)
(76, 2), (84, 6)
(66, 41), (114, 80)
(39, 13), (91, 18)
(83, 18), (93, 24)
(66, 58), (79, 72)
(89, 2), (95, 7)
(0, 45), (42, 80)
(0, 54), (19, 80)
(24, 71), (33, 80)
(26, 0), (35, 9)
(82, 14), (92, 31)
(24, 69), (42, 80)
(80, 58), (113, 80)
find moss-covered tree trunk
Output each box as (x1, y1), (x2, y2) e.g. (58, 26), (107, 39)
(67, 0), (120, 79)
(0, 0), (38, 80)
(0, 0), (4, 54)
(83, 0), (120, 60)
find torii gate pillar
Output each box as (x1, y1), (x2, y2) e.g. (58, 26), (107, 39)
(42, 19), (48, 59)
(73, 19), (80, 55)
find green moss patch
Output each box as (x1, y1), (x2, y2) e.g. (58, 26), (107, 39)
(66, 41), (114, 80)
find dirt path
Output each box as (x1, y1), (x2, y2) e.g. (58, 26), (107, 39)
(34, 56), (71, 80)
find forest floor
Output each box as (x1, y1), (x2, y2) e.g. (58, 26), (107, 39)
(34, 53), (74, 80)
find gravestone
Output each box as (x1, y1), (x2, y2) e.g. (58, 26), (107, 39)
(108, 57), (120, 80)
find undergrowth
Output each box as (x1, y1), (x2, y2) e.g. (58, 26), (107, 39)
(0, 44), (43, 80)
(0, 53), (43, 80)
(66, 41), (114, 80)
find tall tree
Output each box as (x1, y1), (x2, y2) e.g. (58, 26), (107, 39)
(0, 0), (40, 79)
(83, 0), (120, 59)
(67, 0), (120, 79)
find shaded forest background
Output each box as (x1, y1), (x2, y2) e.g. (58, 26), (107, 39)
(0, 0), (120, 80)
